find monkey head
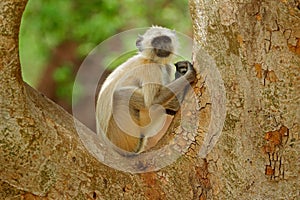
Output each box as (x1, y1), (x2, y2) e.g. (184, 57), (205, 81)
(136, 26), (179, 63)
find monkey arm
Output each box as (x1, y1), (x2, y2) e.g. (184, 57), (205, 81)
(113, 60), (195, 114)
(165, 97), (181, 115)
(113, 73), (194, 115)
(114, 84), (181, 108)
(114, 87), (182, 116)
(153, 61), (196, 106)
(153, 74), (193, 106)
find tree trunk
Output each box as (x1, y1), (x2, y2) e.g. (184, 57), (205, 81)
(190, 0), (300, 199)
(0, 0), (299, 200)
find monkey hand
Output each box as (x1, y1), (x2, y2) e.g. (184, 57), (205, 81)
(174, 61), (196, 82)
(181, 61), (196, 83)
(175, 61), (188, 76)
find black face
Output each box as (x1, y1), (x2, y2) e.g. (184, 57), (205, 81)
(151, 36), (172, 57)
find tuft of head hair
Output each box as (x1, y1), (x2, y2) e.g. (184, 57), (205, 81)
(136, 26), (179, 63)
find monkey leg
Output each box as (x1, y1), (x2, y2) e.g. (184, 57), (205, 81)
(107, 117), (143, 153)
(112, 87), (143, 128)
(113, 87), (145, 109)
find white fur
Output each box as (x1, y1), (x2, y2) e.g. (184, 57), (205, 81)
(96, 26), (178, 153)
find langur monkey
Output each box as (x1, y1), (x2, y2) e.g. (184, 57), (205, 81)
(96, 26), (196, 155)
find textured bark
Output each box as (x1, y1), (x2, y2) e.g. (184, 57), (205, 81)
(0, 0), (209, 199)
(0, 0), (299, 200)
(190, 0), (300, 199)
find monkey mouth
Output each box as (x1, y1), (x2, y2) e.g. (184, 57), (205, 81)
(154, 48), (171, 57)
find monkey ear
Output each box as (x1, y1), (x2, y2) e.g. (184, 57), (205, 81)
(136, 34), (143, 51)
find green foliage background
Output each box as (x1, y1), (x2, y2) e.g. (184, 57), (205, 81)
(19, 0), (192, 102)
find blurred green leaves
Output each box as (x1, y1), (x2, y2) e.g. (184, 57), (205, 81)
(106, 50), (138, 70)
(52, 64), (74, 101)
(19, 0), (191, 103)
